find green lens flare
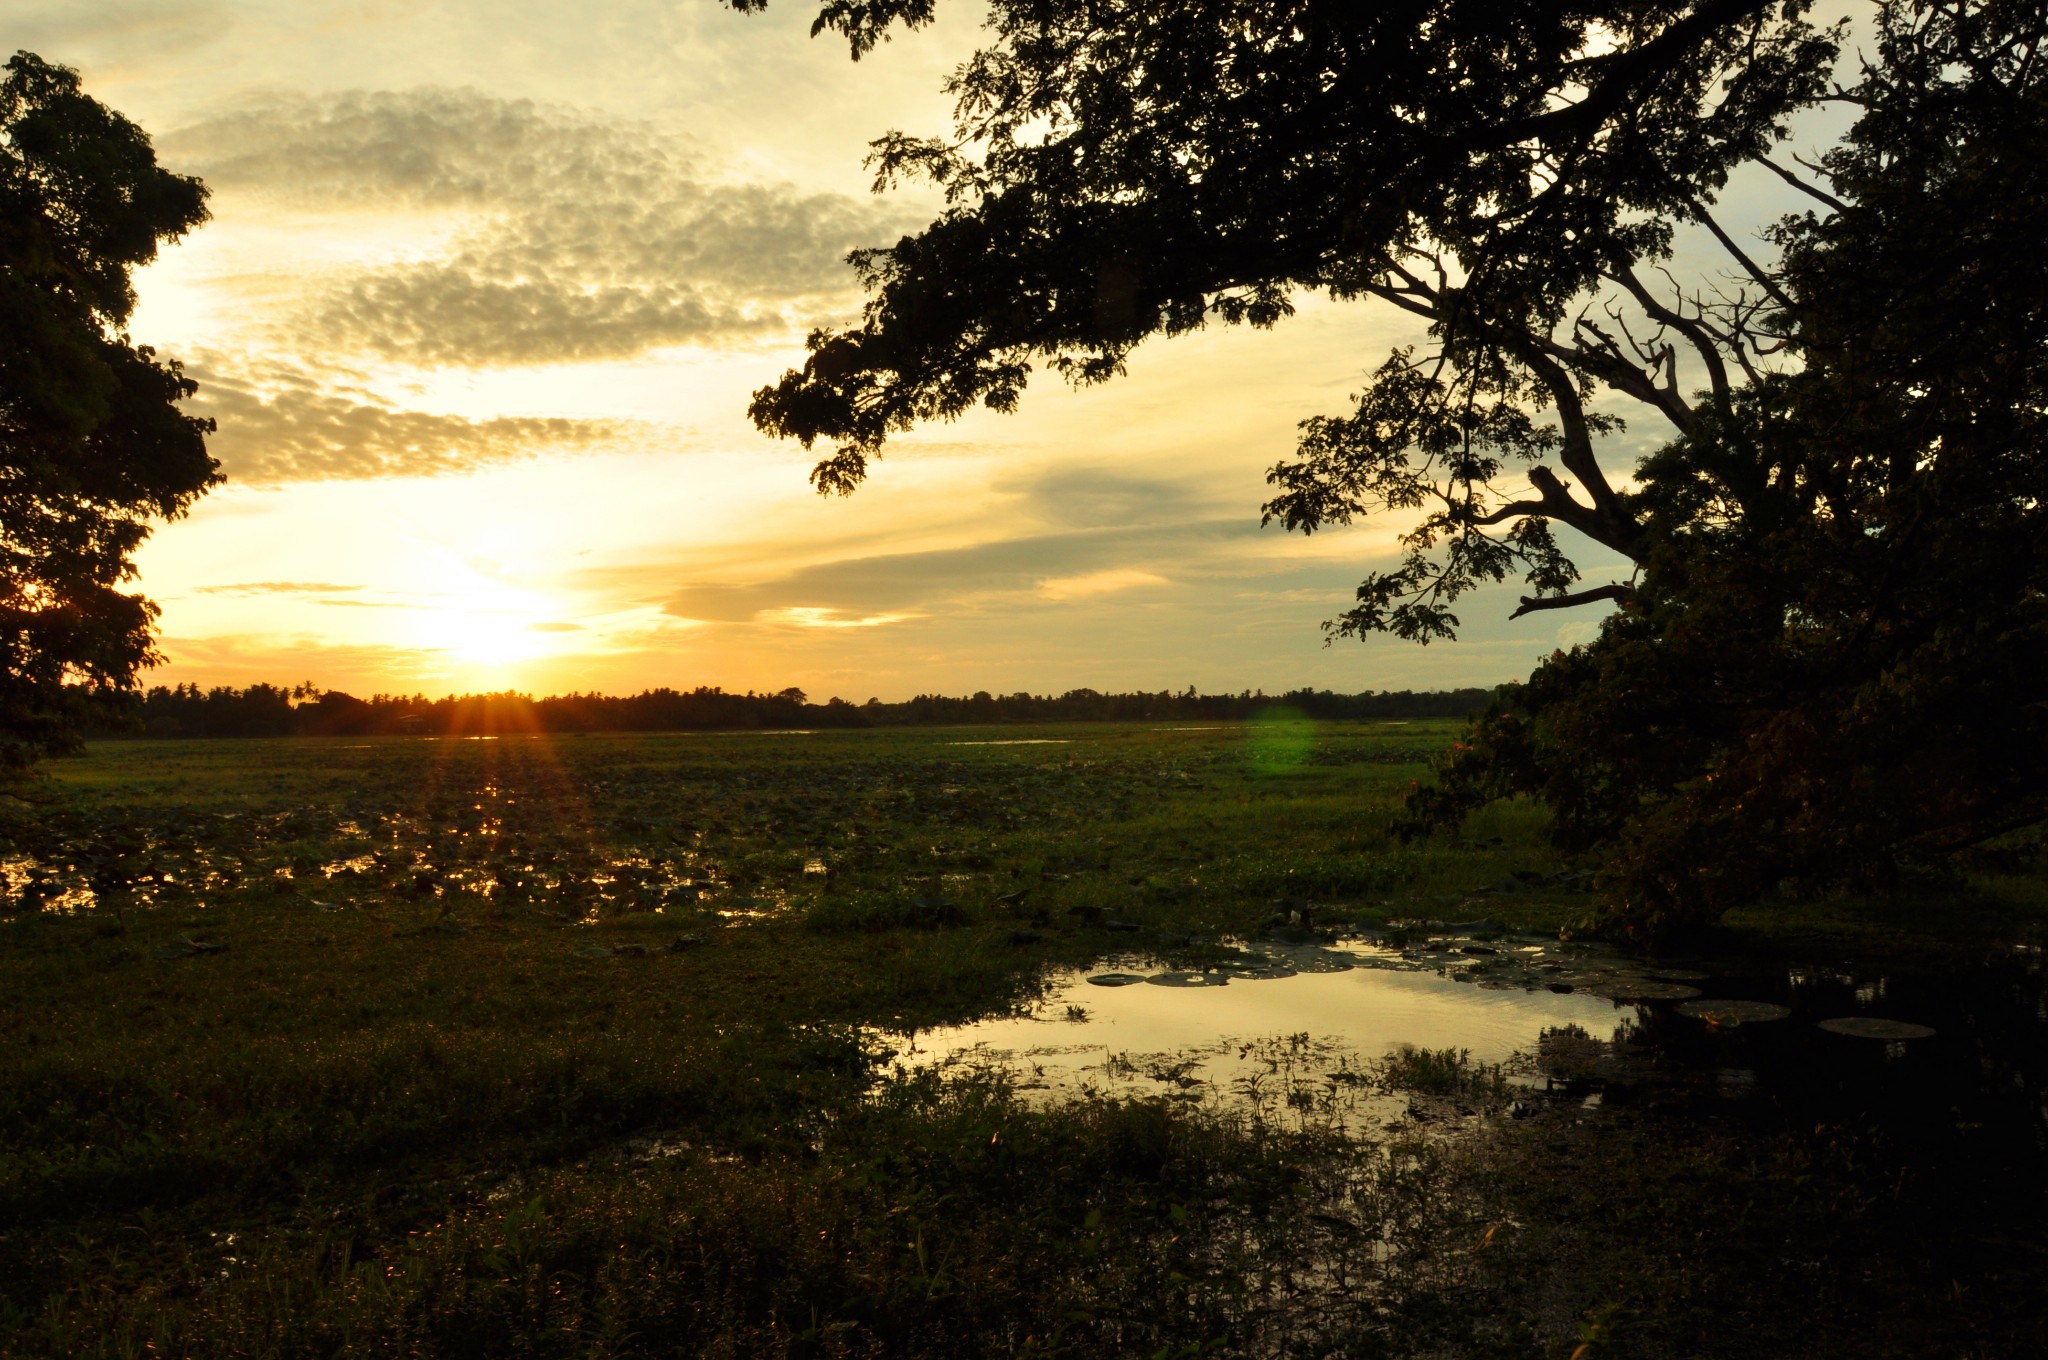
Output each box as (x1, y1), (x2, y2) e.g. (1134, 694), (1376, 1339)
(1246, 705), (1313, 774)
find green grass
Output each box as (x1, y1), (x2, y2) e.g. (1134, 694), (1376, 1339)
(4, 719), (2045, 1358)
(0, 720), (1478, 1356)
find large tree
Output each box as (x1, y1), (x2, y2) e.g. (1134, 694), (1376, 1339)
(0, 52), (217, 768)
(735, 0), (2048, 932)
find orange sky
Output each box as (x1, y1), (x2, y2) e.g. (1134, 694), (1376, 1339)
(19, 0), (1808, 702)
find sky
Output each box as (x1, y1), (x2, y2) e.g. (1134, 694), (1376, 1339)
(16, 0), (1824, 703)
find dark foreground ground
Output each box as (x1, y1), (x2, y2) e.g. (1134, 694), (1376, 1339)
(2, 722), (2045, 1357)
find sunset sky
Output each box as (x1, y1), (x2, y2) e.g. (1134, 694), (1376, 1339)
(18, 0), (1808, 703)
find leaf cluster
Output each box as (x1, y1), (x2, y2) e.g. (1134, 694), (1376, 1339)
(740, 0), (1835, 509)
(1407, 3), (2048, 933)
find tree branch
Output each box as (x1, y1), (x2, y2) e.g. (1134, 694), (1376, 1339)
(1615, 266), (1733, 411)
(1550, 323), (1696, 433)
(1511, 0), (1781, 150)
(1692, 204), (1795, 311)
(1359, 277), (1443, 325)
(1506, 346), (1644, 557)
(1509, 582), (1633, 619)
(1757, 153), (1848, 213)
(1461, 465), (1640, 566)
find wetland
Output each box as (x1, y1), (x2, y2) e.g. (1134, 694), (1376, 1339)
(3, 720), (2046, 1357)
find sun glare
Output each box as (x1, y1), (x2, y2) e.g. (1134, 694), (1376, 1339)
(435, 606), (548, 667)
(410, 574), (570, 677)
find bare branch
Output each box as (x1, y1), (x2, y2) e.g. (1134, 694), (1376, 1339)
(1691, 204), (1795, 311)
(1466, 497), (1558, 527)
(1509, 582), (1633, 619)
(1554, 331), (1689, 430)
(1757, 153), (1848, 213)
(1615, 266), (1734, 410)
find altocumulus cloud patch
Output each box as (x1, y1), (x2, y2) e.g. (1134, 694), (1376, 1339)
(167, 88), (908, 366)
(186, 355), (637, 483)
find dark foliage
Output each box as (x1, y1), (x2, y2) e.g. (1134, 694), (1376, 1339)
(733, 0), (2048, 933)
(1416, 2), (2048, 934)
(105, 681), (1491, 738)
(0, 52), (218, 767)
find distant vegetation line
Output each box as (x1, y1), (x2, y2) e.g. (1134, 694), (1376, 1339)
(97, 682), (1496, 739)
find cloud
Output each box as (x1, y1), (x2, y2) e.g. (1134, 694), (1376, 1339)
(526, 621), (585, 633)
(664, 519), (1249, 625)
(152, 634), (456, 688)
(187, 355), (637, 482)
(755, 607), (918, 629)
(168, 88), (907, 365)
(997, 467), (1204, 528)
(194, 581), (361, 596)
(1037, 568), (1168, 601)
(310, 271), (769, 366)
(9, 1), (229, 65)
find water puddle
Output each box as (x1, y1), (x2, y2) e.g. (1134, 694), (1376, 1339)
(889, 928), (2048, 1154)
(891, 938), (1627, 1132)
(946, 739), (1072, 746)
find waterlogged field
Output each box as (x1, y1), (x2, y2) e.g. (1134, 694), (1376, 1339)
(10, 719), (1540, 928)
(4, 721), (2047, 1358)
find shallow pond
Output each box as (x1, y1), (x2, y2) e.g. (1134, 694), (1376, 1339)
(891, 935), (1629, 1128)
(891, 928), (2048, 1156)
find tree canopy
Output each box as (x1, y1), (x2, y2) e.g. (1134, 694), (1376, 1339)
(0, 51), (217, 767)
(736, 0), (2048, 933)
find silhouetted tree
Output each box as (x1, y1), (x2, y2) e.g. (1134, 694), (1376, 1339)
(1413, 2), (2048, 932)
(1, 52), (217, 766)
(735, 1), (2048, 931)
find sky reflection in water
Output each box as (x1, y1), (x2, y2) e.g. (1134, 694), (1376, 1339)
(892, 945), (1624, 1116)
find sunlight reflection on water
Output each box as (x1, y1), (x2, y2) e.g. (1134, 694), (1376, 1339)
(946, 739), (1073, 746)
(890, 948), (1624, 1122)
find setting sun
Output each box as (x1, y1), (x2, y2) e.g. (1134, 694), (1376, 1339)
(426, 604), (549, 669)
(404, 564), (571, 676)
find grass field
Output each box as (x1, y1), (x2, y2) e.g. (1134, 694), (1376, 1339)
(4, 720), (2045, 1357)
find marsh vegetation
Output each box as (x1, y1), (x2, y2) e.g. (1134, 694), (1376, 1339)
(4, 720), (2045, 1357)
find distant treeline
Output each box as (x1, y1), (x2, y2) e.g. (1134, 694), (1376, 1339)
(101, 682), (1496, 740)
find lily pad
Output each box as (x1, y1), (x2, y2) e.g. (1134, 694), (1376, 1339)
(1595, 978), (1703, 1001)
(1647, 967), (1714, 982)
(1225, 964), (1299, 980)
(1086, 972), (1150, 987)
(1677, 999), (1793, 1025)
(1277, 950), (1355, 974)
(572, 946), (614, 959)
(1145, 970), (1230, 988)
(1817, 1016), (1937, 1040)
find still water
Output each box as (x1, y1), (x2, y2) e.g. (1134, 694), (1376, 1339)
(891, 935), (1626, 1122)
(889, 928), (2048, 1153)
